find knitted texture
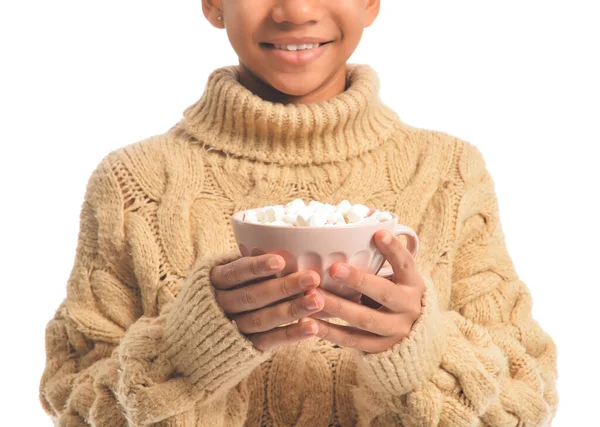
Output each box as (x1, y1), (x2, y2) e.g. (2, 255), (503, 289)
(40, 64), (558, 426)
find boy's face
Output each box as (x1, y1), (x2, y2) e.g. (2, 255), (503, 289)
(203, 0), (380, 103)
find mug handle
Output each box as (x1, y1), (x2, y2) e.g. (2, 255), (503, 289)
(376, 224), (419, 278)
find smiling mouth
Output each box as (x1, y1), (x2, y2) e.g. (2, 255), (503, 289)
(260, 41), (334, 51)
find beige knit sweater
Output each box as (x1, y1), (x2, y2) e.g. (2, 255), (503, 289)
(40, 64), (558, 426)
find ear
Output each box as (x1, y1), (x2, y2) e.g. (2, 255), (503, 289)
(202, 0), (225, 28)
(364, 0), (381, 28)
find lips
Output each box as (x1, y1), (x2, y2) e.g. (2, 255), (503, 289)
(260, 41), (334, 49)
(263, 37), (334, 45)
(260, 41), (332, 66)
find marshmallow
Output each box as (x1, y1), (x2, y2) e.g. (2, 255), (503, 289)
(375, 211), (393, 222)
(336, 200), (352, 215)
(282, 213), (298, 226)
(308, 200), (325, 211)
(321, 203), (336, 215)
(256, 207), (272, 223)
(296, 207), (313, 227)
(243, 210), (259, 223)
(242, 200), (395, 227)
(346, 204), (371, 223)
(268, 205), (285, 221)
(362, 216), (380, 225)
(270, 220), (291, 226)
(326, 210), (344, 225)
(286, 198), (306, 213)
(308, 214), (327, 227)
(255, 209), (266, 223)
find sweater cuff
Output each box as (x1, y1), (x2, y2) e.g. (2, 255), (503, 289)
(354, 275), (447, 396)
(161, 248), (272, 391)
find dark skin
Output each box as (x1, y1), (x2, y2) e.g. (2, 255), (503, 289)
(202, 0), (380, 104)
(211, 231), (425, 353)
(204, 1), (425, 353)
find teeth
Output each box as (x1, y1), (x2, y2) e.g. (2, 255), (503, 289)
(273, 43), (321, 51)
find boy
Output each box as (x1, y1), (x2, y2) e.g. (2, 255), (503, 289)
(40, 1), (558, 425)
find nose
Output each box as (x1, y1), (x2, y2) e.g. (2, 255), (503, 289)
(271, 0), (325, 25)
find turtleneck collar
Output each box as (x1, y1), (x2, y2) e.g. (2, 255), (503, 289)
(172, 63), (402, 166)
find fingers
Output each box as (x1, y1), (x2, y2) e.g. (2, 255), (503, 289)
(308, 311), (335, 320)
(315, 288), (399, 336)
(313, 319), (398, 353)
(215, 270), (320, 314)
(308, 292), (362, 319)
(211, 254), (285, 290)
(232, 290), (324, 334)
(249, 318), (319, 351)
(329, 263), (409, 313)
(373, 230), (422, 286)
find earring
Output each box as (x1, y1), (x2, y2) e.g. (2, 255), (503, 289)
(217, 15), (223, 21)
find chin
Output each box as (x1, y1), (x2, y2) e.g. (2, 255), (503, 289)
(266, 73), (324, 98)
(274, 85), (318, 98)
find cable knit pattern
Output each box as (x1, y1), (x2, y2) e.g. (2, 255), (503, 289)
(351, 144), (558, 426)
(40, 64), (558, 426)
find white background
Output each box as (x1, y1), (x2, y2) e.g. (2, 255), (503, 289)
(1, 1), (598, 424)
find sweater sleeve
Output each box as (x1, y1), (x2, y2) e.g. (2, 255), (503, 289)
(351, 141), (559, 426)
(39, 154), (272, 426)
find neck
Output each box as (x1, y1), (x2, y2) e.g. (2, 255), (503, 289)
(238, 62), (348, 105)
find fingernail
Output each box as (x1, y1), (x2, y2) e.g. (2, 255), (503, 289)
(334, 264), (349, 279)
(304, 321), (317, 335)
(268, 256), (281, 270)
(380, 231), (392, 245)
(306, 294), (321, 310)
(306, 301), (318, 310)
(300, 273), (315, 288)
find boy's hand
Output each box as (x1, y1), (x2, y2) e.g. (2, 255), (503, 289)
(307, 230), (425, 353)
(210, 254), (324, 351)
